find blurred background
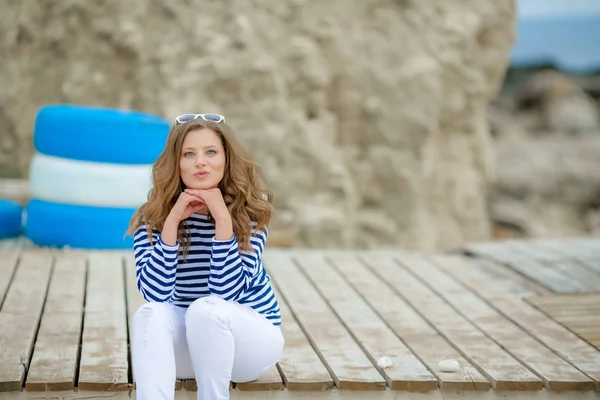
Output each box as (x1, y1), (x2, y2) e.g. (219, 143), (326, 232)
(0, 0), (599, 251)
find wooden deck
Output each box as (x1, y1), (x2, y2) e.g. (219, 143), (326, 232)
(0, 237), (600, 399)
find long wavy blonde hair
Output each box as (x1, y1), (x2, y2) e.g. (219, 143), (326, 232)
(128, 118), (274, 253)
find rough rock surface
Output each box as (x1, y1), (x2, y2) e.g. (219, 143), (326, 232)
(491, 135), (600, 238)
(487, 69), (600, 239)
(0, 0), (515, 250)
(515, 70), (600, 134)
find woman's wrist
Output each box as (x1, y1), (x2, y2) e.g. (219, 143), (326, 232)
(161, 215), (180, 246)
(213, 214), (234, 241)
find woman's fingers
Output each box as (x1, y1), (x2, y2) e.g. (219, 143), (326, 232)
(182, 192), (203, 204)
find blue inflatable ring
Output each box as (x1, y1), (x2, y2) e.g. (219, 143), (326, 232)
(0, 199), (23, 239)
(25, 199), (135, 249)
(34, 104), (170, 164)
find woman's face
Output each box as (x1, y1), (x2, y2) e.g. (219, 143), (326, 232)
(179, 128), (226, 190)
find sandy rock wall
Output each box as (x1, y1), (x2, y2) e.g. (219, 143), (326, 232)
(489, 70), (600, 239)
(0, 0), (515, 250)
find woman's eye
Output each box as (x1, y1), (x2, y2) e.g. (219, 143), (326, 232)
(207, 150), (216, 156)
(184, 152), (194, 157)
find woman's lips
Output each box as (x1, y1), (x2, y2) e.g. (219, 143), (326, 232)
(194, 171), (209, 178)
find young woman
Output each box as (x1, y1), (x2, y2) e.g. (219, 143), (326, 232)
(127, 113), (283, 400)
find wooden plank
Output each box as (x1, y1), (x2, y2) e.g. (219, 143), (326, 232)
(263, 251), (386, 390)
(467, 257), (552, 296)
(431, 255), (600, 390)
(0, 251), (18, 310)
(505, 258), (588, 294)
(0, 237), (33, 251)
(466, 243), (588, 293)
(524, 239), (583, 260)
(125, 254), (145, 329)
(0, 251), (52, 392)
(574, 239), (600, 258)
(576, 256), (600, 274)
(331, 254), (490, 391)
(511, 239), (600, 290)
(265, 286), (333, 391)
(532, 239), (600, 275)
(398, 253), (594, 391)
(25, 254), (86, 391)
(549, 260), (600, 292)
(505, 240), (566, 262)
(527, 294), (600, 361)
(361, 253), (542, 391)
(184, 380), (233, 392)
(78, 253), (128, 391)
(538, 307), (600, 318)
(235, 365), (283, 391)
(528, 294), (600, 308)
(0, 239), (21, 251)
(297, 253), (437, 392)
(509, 241), (600, 291)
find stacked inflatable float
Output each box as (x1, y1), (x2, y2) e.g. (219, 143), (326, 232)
(25, 105), (170, 249)
(0, 199), (22, 240)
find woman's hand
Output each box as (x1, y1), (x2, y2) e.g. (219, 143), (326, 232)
(168, 191), (208, 223)
(184, 188), (229, 219)
(161, 192), (208, 246)
(185, 188), (233, 240)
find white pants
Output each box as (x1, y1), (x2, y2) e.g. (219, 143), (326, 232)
(131, 295), (284, 400)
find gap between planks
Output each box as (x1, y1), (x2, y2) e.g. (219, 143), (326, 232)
(0, 252), (53, 392)
(25, 254), (87, 391)
(361, 253), (543, 391)
(264, 252), (386, 391)
(78, 253), (129, 391)
(394, 253), (595, 392)
(294, 252), (438, 392)
(429, 254), (600, 390)
(327, 253), (491, 391)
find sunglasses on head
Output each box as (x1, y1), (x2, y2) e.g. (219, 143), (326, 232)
(175, 113), (225, 124)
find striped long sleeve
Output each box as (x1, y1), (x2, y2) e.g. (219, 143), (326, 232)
(208, 229), (267, 302)
(133, 226), (179, 302)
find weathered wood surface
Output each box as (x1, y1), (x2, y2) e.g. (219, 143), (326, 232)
(265, 252), (387, 391)
(268, 286), (333, 391)
(0, 236), (599, 397)
(431, 255), (600, 390)
(329, 254), (491, 391)
(362, 254), (542, 391)
(527, 294), (600, 355)
(0, 252), (52, 392)
(464, 238), (600, 294)
(78, 253), (129, 391)
(25, 255), (86, 391)
(297, 253), (438, 392)
(397, 254), (594, 391)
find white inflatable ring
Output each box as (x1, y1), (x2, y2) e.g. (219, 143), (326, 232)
(33, 104), (170, 164)
(30, 153), (153, 208)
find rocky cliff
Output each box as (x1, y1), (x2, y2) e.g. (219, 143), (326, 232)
(0, 0), (516, 250)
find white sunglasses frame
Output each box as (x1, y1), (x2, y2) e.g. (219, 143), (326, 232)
(175, 113), (225, 124)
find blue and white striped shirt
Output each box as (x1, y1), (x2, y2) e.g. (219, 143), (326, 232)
(132, 214), (281, 326)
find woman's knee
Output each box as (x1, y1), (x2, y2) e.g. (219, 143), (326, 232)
(185, 295), (229, 327)
(133, 302), (172, 328)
